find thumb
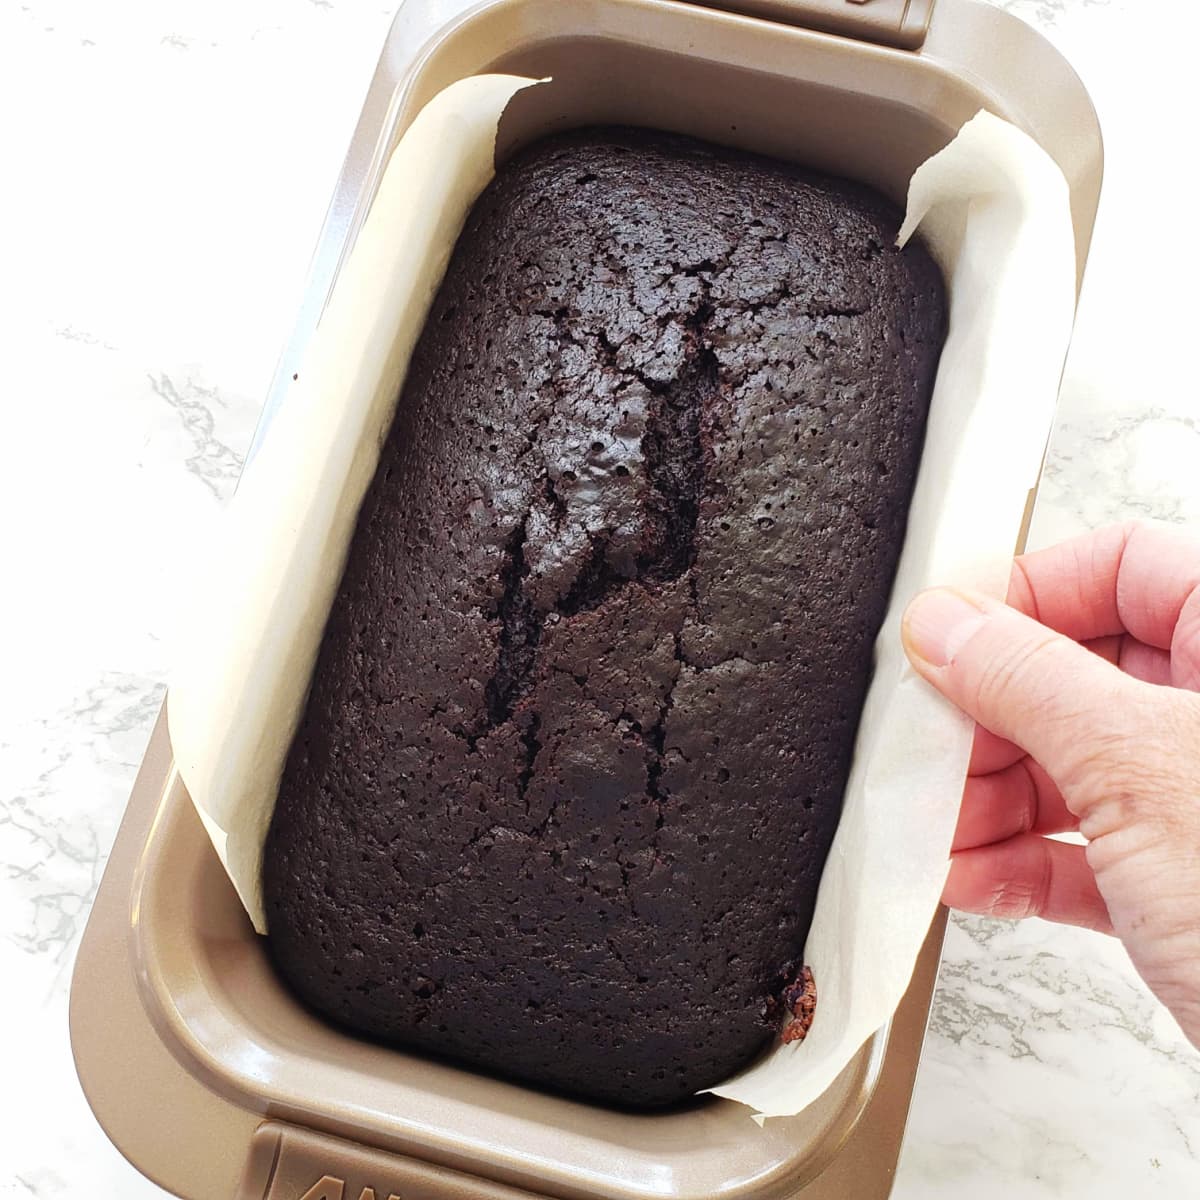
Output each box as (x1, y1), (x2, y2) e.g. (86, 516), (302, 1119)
(901, 586), (1150, 794)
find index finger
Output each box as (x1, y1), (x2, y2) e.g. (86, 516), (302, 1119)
(1008, 521), (1200, 650)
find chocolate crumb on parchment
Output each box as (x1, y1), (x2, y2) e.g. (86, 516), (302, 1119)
(780, 966), (818, 1045)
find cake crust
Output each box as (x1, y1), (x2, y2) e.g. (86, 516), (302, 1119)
(263, 128), (945, 1108)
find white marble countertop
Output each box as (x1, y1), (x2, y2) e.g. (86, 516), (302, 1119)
(2, 0), (1198, 1196)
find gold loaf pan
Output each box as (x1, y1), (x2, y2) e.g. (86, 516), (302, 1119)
(71, 2), (1102, 1197)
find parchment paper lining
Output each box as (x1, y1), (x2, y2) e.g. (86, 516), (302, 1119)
(167, 77), (1076, 1121)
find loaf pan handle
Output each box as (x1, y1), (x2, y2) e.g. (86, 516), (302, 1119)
(237, 1121), (548, 1200)
(680, 0), (934, 49)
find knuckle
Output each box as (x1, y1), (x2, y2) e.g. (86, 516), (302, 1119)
(971, 631), (1104, 749)
(1069, 726), (1144, 790)
(1073, 691), (1200, 833)
(971, 631), (1059, 714)
(1007, 761), (1040, 837)
(984, 859), (1049, 922)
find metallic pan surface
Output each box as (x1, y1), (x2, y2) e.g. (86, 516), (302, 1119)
(71, 2), (1102, 1198)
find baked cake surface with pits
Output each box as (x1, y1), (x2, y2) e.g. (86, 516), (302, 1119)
(263, 128), (946, 1108)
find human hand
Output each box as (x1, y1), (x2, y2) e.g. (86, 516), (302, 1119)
(901, 521), (1200, 1045)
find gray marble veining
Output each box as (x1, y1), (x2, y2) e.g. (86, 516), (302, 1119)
(146, 372), (245, 497)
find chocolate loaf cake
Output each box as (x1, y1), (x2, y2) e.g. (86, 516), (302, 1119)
(263, 128), (945, 1108)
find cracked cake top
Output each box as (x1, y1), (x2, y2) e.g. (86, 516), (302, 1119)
(262, 127), (945, 1108)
